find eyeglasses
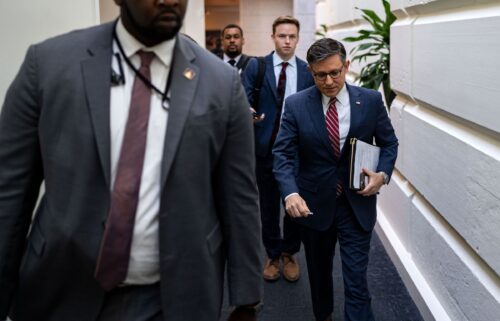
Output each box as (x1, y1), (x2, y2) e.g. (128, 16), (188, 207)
(313, 66), (344, 81)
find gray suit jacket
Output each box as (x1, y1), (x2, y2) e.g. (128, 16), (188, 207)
(0, 21), (262, 321)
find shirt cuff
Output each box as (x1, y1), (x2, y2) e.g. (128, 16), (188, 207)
(284, 192), (299, 201)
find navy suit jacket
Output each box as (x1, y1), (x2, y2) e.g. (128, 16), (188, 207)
(273, 84), (398, 231)
(242, 52), (314, 157)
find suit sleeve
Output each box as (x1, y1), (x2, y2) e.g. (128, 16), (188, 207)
(272, 99), (300, 198)
(213, 69), (263, 306)
(373, 92), (398, 181)
(0, 45), (44, 319)
(241, 57), (258, 107)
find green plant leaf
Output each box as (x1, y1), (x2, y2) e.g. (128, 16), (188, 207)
(360, 9), (383, 27)
(348, 0), (396, 109)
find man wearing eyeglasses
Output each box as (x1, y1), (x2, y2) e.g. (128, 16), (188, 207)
(242, 16), (314, 284)
(273, 38), (398, 321)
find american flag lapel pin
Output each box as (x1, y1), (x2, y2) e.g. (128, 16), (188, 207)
(183, 68), (195, 80)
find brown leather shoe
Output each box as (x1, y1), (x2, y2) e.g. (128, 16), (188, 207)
(263, 258), (280, 281)
(281, 253), (300, 282)
(323, 315), (332, 321)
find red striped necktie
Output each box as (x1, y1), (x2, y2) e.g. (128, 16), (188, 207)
(325, 97), (343, 197)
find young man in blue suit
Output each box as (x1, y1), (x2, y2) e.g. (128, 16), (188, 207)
(273, 38), (398, 321)
(242, 16), (314, 282)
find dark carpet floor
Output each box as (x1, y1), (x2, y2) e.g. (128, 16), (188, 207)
(220, 231), (424, 321)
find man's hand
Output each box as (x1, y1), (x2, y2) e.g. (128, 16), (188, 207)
(357, 168), (385, 197)
(249, 107), (265, 123)
(285, 194), (312, 218)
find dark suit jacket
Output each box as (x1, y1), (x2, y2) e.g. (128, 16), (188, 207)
(242, 53), (314, 157)
(218, 53), (252, 75)
(0, 21), (262, 321)
(273, 84), (398, 231)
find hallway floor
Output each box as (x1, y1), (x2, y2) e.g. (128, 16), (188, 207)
(221, 232), (424, 321)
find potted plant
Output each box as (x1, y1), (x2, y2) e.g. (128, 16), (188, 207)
(343, 0), (397, 107)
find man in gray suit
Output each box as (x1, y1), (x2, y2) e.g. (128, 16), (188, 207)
(0, 0), (262, 320)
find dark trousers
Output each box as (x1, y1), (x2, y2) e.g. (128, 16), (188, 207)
(256, 154), (301, 259)
(300, 194), (375, 321)
(97, 283), (162, 321)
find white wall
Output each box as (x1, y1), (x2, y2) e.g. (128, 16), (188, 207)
(293, 0), (316, 60)
(0, 0), (206, 107)
(183, 0), (206, 47)
(240, 0), (315, 60)
(0, 0), (100, 105)
(318, 0), (500, 320)
(240, 0), (293, 57)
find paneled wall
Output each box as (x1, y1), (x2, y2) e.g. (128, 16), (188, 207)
(240, 0), (315, 60)
(0, 0), (100, 105)
(317, 0), (500, 320)
(0, 0), (206, 108)
(240, 0), (294, 57)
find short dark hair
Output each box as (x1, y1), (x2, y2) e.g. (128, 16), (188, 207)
(221, 24), (244, 37)
(272, 16), (300, 34)
(306, 38), (347, 64)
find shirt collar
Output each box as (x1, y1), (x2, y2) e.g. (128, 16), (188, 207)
(321, 83), (349, 107)
(223, 53), (241, 64)
(115, 19), (176, 67)
(272, 51), (296, 68)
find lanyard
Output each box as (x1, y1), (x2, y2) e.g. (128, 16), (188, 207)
(112, 24), (175, 109)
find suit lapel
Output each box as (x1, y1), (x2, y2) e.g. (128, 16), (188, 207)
(235, 54), (247, 70)
(81, 23), (115, 188)
(341, 84), (363, 156)
(307, 88), (335, 156)
(161, 36), (200, 186)
(264, 54), (278, 103)
(296, 58), (308, 91)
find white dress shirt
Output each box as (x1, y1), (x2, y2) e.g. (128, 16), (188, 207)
(321, 83), (351, 151)
(110, 19), (175, 284)
(223, 53), (241, 65)
(272, 52), (298, 112)
(284, 83), (351, 201)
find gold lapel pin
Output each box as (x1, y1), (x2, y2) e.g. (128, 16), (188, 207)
(183, 68), (195, 80)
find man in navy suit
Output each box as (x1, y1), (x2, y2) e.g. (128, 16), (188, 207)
(242, 16), (314, 282)
(273, 38), (398, 321)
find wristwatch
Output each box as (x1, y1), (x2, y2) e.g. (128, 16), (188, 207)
(378, 171), (389, 185)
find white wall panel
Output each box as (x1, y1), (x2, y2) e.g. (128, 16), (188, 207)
(390, 18), (413, 97)
(389, 97), (406, 170)
(329, 0), (355, 26)
(240, 0), (293, 56)
(394, 0), (498, 15)
(412, 6), (500, 134)
(316, 1), (332, 28)
(378, 171), (414, 251)
(0, 0), (99, 106)
(410, 195), (500, 321)
(294, 0), (316, 60)
(402, 105), (500, 273)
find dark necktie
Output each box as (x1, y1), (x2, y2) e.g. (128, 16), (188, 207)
(94, 50), (156, 290)
(325, 97), (343, 197)
(228, 59), (236, 67)
(270, 61), (289, 147)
